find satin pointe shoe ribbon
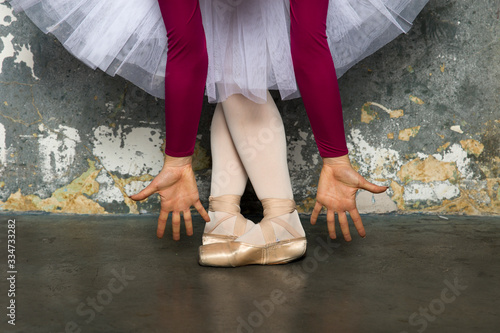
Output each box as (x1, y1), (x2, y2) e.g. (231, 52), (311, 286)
(199, 198), (307, 267)
(202, 195), (250, 245)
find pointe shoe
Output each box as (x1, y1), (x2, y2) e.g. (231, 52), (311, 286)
(203, 195), (253, 245)
(199, 198), (307, 267)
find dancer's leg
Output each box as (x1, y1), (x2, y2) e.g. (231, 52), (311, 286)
(221, 92), (304, 245)
(204, 104), (253, 239)
(289, 0), (348, 157)
(210, 104), (248, 197)
(158, 0), (208, 157)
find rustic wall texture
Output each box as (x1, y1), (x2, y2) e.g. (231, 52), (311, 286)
(0, 0), (499, 216)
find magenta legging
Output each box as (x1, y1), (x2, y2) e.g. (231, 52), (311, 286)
(159, 0), (347, 158)
(290, 0), (348, 157)
(158, 0), (208, 157)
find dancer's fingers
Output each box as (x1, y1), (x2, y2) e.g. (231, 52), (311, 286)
(338, 212), (352, 242)
(359, 178), (388, 194)
(129, 183), (157, 201)
(349, 209), (366, 238)
(311, 201), (322, 225)
(326, 209), (336, 239)
(194, 200), (210, 222)
(157, 210), (169, 238)
(338, 212), (351, 241)
(172, 212), (181, 241)
(183, 210), (193, 236)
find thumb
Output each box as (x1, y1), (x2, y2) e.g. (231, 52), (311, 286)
(129, 183), (157, 201)
(359, 178), (388, 194)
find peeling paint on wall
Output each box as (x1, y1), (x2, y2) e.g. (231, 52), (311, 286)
(361, 103), (377, 124)
(361, 102), (404, 123)
(0, 33), (38, 80)
(0, 1), (498, 216)
(434, 144), (473, 180)
(460, 139), (484, 157)
(1, 2), (39, 79)
(398, 126), (421, 141)
(93, 125), (163, 177)
(0, 34), (16, 74)
(398, 155), (458, 183)
(38, 124), (80, 184)
(348, 128), (402, 180)
(0, 2), (17, 28)
(93, 171), (124, 204)
(409, 95), (425, 105)
(403, 181), (460, 202)
(450, 125), (464, 134)
(0, 160), (106, 214)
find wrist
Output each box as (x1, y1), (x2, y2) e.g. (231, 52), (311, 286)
(163, 154), (193, 167)
(322, 154), (351, 167)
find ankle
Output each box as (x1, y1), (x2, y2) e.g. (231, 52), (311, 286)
(209, 195), (242, 214)
(269, 211), (305, 238)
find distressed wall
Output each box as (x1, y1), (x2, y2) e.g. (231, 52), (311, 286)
(0, 0), (499, 215)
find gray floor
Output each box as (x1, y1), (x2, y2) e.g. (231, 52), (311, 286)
(0, 213), (499, 333)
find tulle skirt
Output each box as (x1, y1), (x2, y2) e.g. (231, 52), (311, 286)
(9, 0), (429, 103)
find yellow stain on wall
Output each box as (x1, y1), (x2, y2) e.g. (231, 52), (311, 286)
(109, 173), (153, 214)
(298, 195), (317, 213)
(437, 142), (451, 152)
(389, 109), (404, 119)
(460, 139), (484, 157)
(361, 102), (404, 122)
(424, 178), (500, 215)
(0, 159), (106, 214)
(361, 103), (378, 124)
(398, 126), (421, 141)
(409, 95), (425, 105)
(390, 181), (405, 210)
(397, 155), (459, 184)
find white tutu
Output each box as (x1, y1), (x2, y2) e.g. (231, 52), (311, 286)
(9, 0), (429, 103)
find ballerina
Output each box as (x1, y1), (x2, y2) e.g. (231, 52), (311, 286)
(9, 0), (429, 266)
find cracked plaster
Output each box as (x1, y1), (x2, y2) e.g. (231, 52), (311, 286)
(0, 0), (498, 216)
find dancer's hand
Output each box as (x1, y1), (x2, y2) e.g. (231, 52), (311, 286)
(311, 155), (388, 241)
(129, 155), (210, 240)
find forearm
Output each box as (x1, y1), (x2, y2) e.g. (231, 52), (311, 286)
(163, 154), (192, 167)
(290, 0), (348, 158)
(158, 0), (208, 157)
(322, 154), (351, 166)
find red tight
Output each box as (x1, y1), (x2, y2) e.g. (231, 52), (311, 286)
(158, 0), (208, 157)
(290, 0), (348, 157)
(158, 0), (347, 158)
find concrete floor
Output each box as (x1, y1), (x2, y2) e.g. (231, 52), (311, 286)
(0, 213), (499, 333)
